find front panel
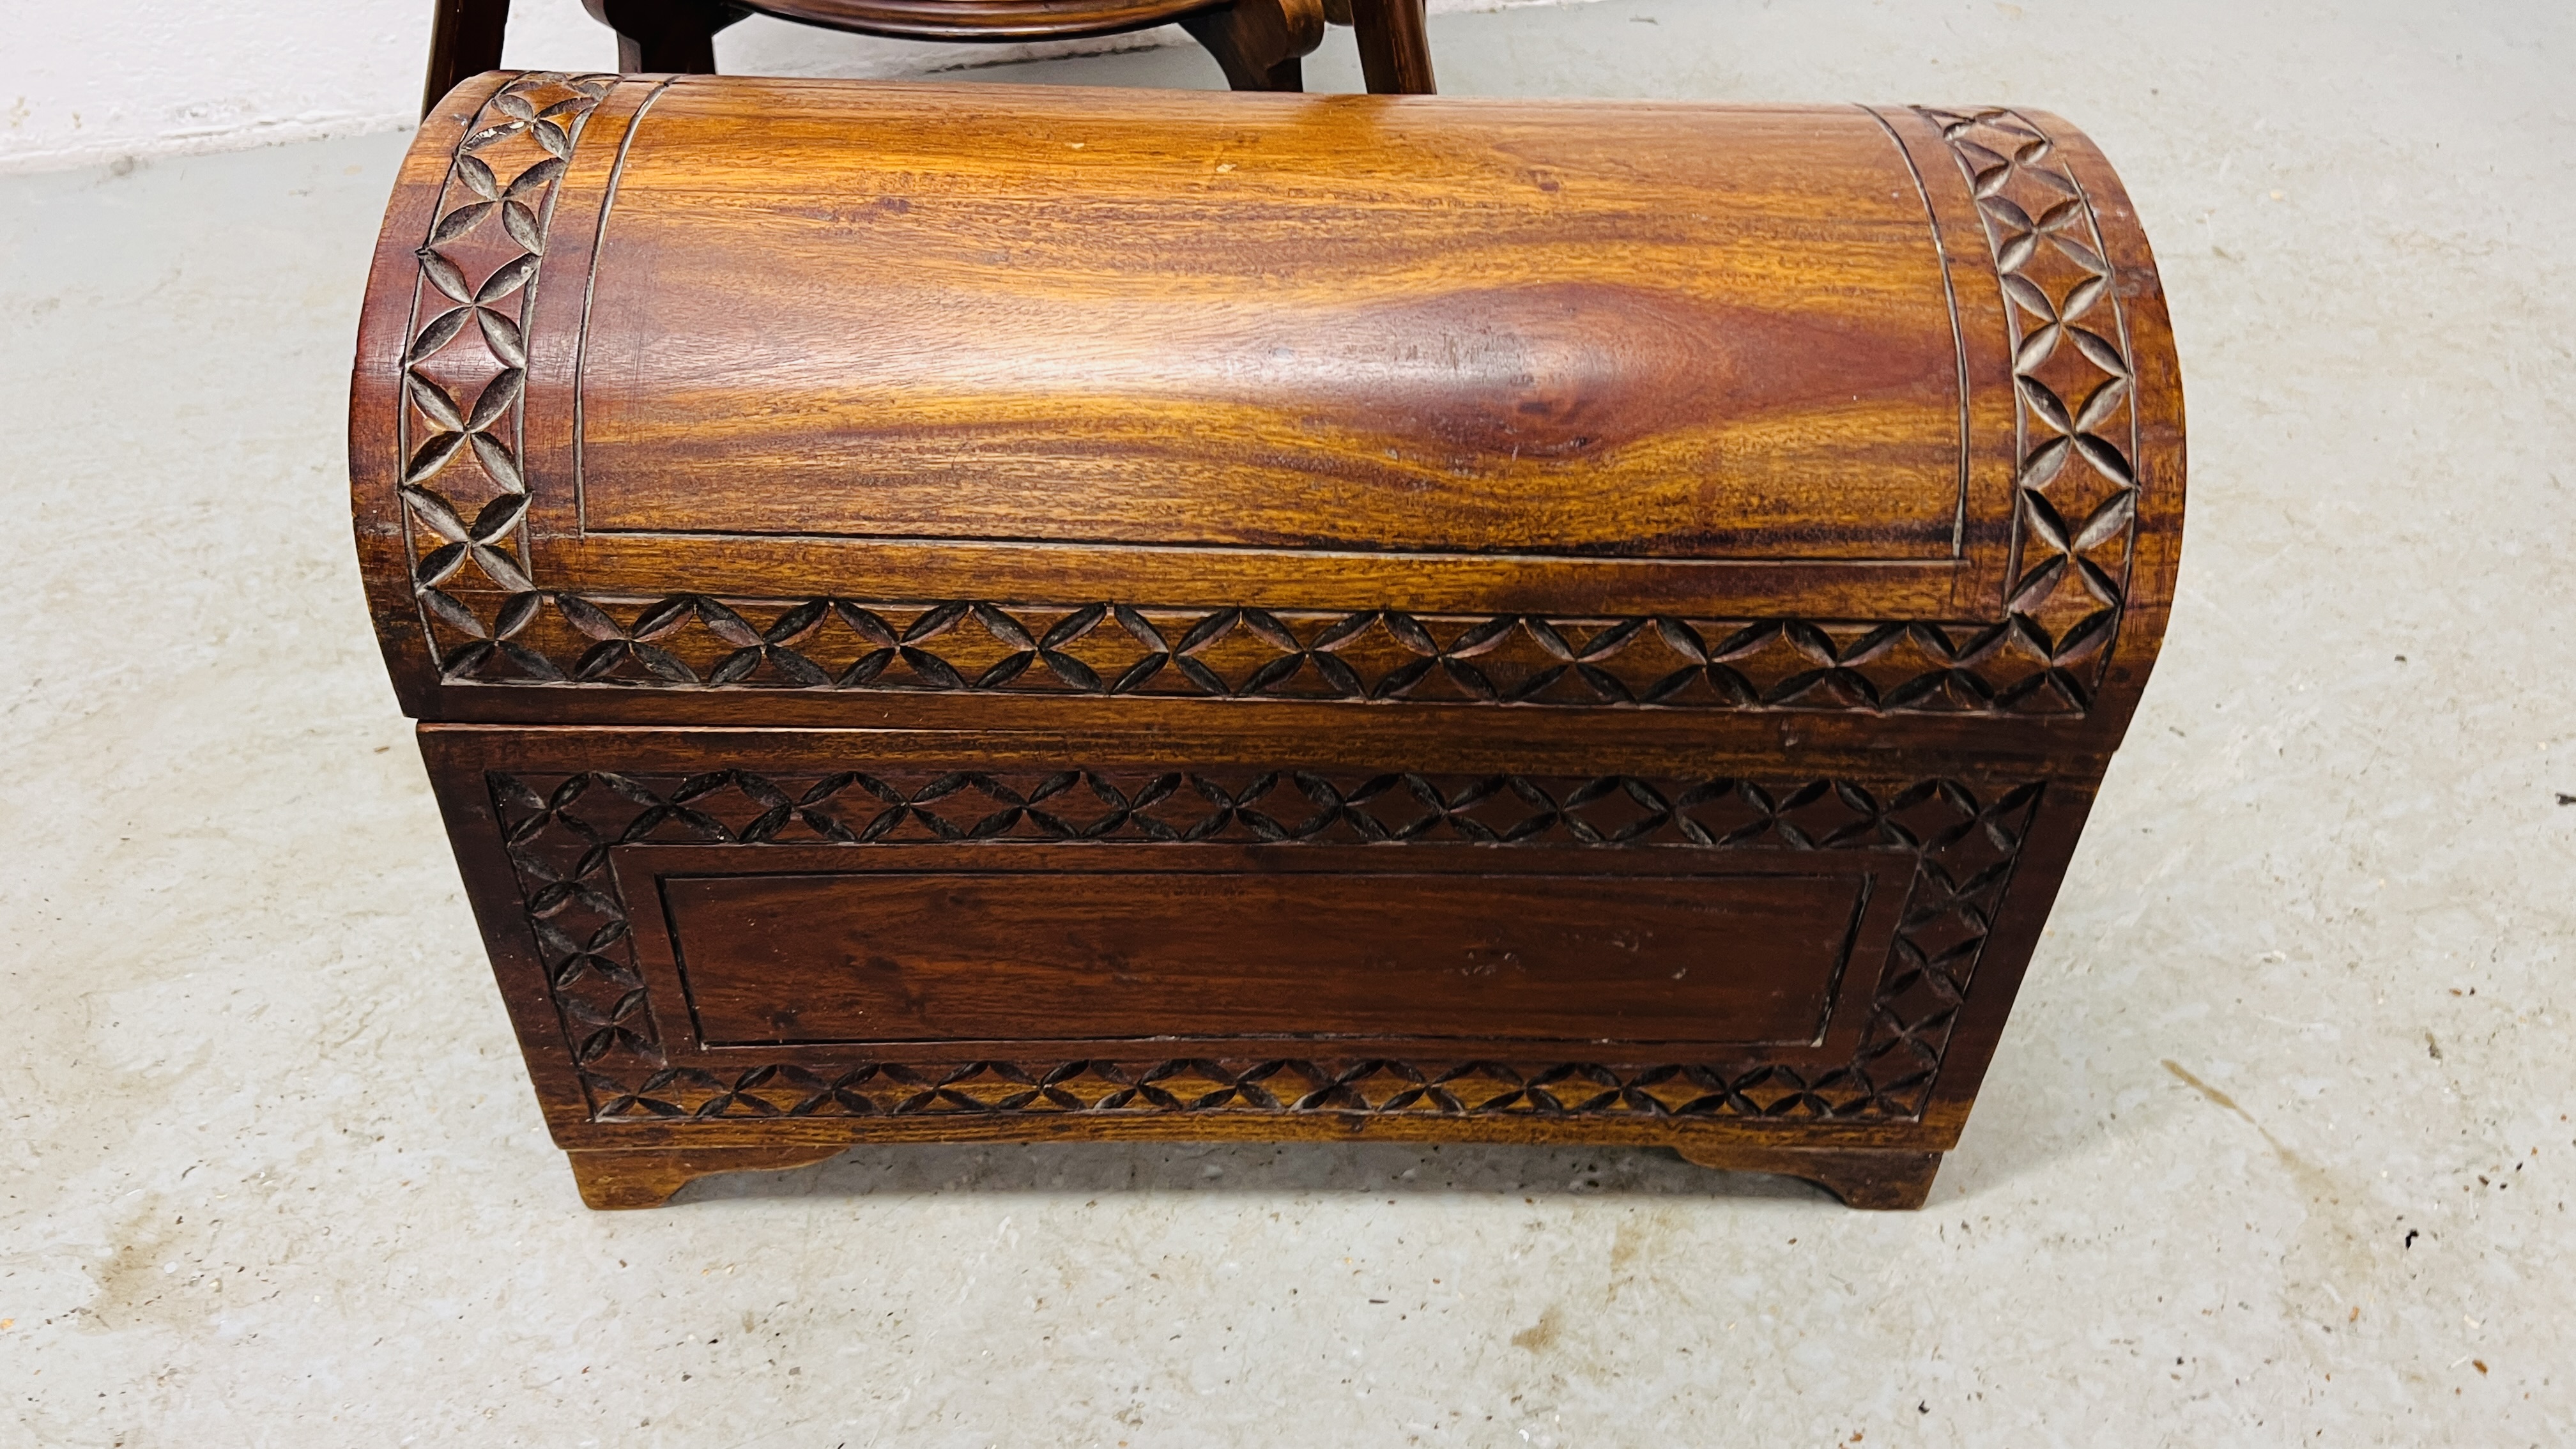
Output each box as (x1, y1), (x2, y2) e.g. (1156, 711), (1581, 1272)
(422, 726), (2060, 1142)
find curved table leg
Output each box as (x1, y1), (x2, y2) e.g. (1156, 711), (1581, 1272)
(1349, 0), (1434, 93)
(1183, 0), (1326, 91)
(424, 0), (512, 116)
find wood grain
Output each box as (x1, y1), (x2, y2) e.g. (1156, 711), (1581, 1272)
(356, 77), (2186, 1209)
(572, 89), (1968, 559)
(653, 859), (1874, 1046)
(355, 80), (2179, 726)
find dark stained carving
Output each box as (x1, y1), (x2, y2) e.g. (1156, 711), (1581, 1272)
(358, 78), (2182, 1209)
(1918, 106), (2144, 712)
(485, 765), (2040, 1121)
(397, 72), (614, 676)
(429, 595), (2113, 714)
(377, 84), (2165, 723)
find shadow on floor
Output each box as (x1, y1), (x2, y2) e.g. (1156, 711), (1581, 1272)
(668, 1139), (1834, 1208)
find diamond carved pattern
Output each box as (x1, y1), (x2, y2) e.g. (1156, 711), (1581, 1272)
(426, 593), (2101, 715)
(398, 72), (615, 677)
(393, 89), (2142, 719)
(487, 767), (2043, 1125)
(1917, 105), (2143, 712)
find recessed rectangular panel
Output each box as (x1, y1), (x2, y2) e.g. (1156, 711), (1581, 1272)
(659, 867), (1869, 1047)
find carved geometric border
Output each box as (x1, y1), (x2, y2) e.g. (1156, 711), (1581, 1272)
(1915, 105), (2143, 691)
(396, 72), (612, 677)
(393, 83), (2144, 719)
(485, 765), (2043, 1124)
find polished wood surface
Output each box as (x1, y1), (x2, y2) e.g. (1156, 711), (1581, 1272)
(356, 74), (2184, 1209)
(647, 853), (1877, 1045)
(1347, 0), (1431, 94)
(567, 93), (1966, 558)
(356, 77), (2178, 726)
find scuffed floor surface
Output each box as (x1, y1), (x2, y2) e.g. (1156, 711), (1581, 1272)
(3, 2), (2571, 1444)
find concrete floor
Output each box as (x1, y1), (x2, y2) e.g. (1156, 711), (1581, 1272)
(5, 1), (2572, 1444)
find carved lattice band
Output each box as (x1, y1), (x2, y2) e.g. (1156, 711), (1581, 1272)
(486, 766), (2043, 1124)
(1915, 106), (2144, 694)
(398, 84), (2141, 719)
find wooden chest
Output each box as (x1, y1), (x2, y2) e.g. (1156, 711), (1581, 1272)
(353, 72), (2183, 1209)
